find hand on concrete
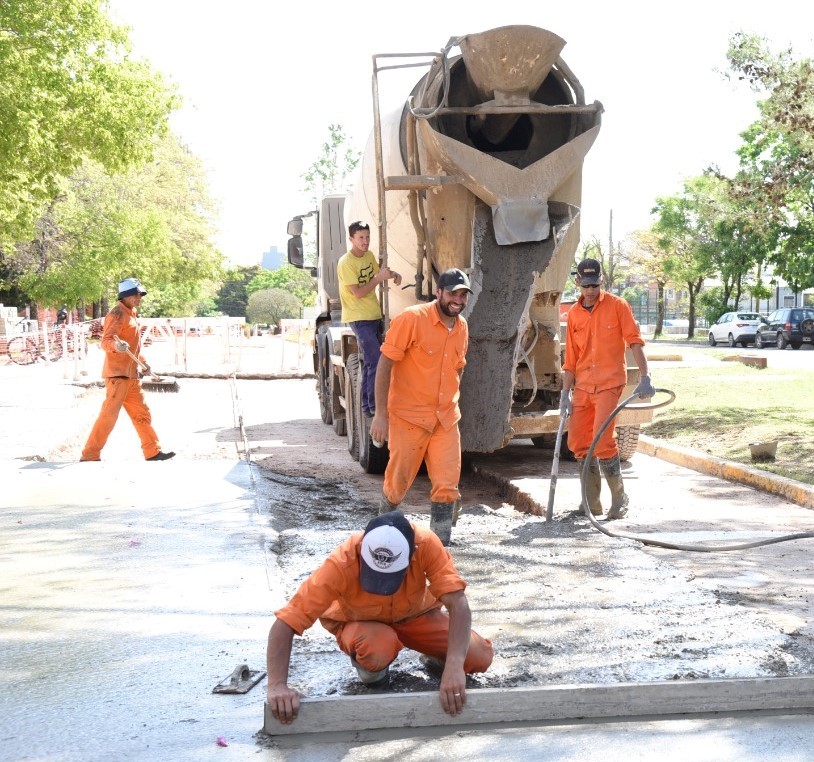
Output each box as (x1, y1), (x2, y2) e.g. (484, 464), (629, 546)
(267, 684), (301, 725)
(439, 666), (466, 716)
(369, 413), (388, 447)
(115, 339), (129, 353)
(559, 388), (572, 417)
(634, 374), (655, 399)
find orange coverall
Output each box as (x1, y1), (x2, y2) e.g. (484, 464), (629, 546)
(563, 291), (645, 460)
(81, 302), (162, 460)
(274, 524), (493, 674)
(379, 302), (468, 504)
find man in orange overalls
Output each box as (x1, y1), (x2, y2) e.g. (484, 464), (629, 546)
(561, 258), (653, 519)
(80, 277), (175, 462)
(369, 268), (472, 545)
(265, 511), (493, 726)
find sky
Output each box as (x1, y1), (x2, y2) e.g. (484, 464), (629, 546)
(107, 0), (814, 268)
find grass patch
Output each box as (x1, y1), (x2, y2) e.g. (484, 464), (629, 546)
(644, 364), (814, 484)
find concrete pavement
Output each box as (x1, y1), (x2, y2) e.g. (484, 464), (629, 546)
(4, 353), (814, 759)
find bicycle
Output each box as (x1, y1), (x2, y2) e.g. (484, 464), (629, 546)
(6, 329), (65, 365)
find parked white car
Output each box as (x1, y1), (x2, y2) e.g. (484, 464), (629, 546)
(707, 311), (765, 347)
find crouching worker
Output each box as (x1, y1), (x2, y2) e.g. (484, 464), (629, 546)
(265, 511), (493, 725)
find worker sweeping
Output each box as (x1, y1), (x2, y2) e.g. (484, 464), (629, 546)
(80, 277), (175, 462)
(561, 258), (653, 519)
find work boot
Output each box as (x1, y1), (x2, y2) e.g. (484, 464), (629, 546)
(351, 658), (390, 688)
(378, 494), (401, 515)
(430, 502), (454, 546)
(600, 455), (629, 520)
(576, 459), (603, 516)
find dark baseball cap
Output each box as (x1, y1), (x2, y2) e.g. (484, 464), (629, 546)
(359, 512), (415, 596)
(437, 268), (472, 293)
(576, 258), (602, 286)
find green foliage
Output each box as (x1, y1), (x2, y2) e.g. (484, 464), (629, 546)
(0, 0), (177, 243)
(216, 265), (261, 317)
(246, 265), (316, 306)
(246, 288), (302, 326)
(15, 133), (223, 313)
(302, 124), (361, 205)
(696, 285), (729, 324)
(726, 33), (814, 292)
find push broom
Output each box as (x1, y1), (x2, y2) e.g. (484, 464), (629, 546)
(113, 335), (180, 393)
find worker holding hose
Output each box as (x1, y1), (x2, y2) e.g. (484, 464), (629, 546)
(561, 258), (654, 519)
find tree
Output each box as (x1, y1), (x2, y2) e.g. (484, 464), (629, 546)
(625, 231), (671, 337)
(14, 132), (223, 316)
(216, 265), (261, 317)
(246, 288), (301, 326)
(302, 124), (361, 206)
(246, 264), (316, 306)
(726, 33), (814, 292)
(0, 0), (177, 244)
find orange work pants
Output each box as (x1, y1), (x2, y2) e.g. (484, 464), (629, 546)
(81, 378), (161, 460)
(332, 607), (494, 674)
(567, 385), (624, 461)
(383, 414), (461, 504)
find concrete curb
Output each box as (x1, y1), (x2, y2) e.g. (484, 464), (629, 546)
(638, 434), (814, 510)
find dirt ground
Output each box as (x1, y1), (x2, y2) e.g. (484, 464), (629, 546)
(7, 351), (814, 701)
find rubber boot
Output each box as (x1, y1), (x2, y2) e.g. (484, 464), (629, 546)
(577, 459), (603, 516)
(351, 658), (390, 688)
(600, 455), (629, 520)
(430, 502), (454, 546)
(378, 494), (401, 516)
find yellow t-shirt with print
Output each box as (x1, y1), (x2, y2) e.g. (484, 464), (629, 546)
(337, 250), (382, 323)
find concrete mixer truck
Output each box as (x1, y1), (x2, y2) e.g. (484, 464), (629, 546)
(286, 25), (649, 473)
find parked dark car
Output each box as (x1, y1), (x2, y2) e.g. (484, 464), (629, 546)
(707, 311), (764, 347)
(755, 307), (814, 349)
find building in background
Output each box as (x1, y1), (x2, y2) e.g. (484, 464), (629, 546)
(261, 245), (284, 271)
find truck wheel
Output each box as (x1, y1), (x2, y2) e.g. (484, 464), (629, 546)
(317, 329), (333, 425)
(616, 425), (640, 462)
(531, 433), (576, 461)
(344, 353), (360, 461)
(357, 399), (389, 474)
(330, 363), (346, 436)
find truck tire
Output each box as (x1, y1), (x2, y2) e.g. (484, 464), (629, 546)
(616, 425), (640, 462)
(531, 433), (576, 461)
(357, 405), (389, 474)
(316, 329), (333, 425)
(344, 353), (360, 461)
(330, 364), (346, 436)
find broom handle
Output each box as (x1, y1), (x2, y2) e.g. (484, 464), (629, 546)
(113, 335), (158, 379)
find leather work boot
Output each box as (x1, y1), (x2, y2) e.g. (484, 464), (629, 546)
(378, 494), (401, 515)
(430, 502), (455, 546)
(600, 455), (629, 520)
(576, 459), (603, 516)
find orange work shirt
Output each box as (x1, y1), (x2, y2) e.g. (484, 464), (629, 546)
(380, 301), (468, 432)
(274, 524), (466, 637)
(563, 290), (644, 393)
(100, 302), (146, 379)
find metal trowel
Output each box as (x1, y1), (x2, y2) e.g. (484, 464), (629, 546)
(212, 663), (266, 694)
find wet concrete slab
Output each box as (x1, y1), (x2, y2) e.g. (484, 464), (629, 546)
(0, 458), (278, 760)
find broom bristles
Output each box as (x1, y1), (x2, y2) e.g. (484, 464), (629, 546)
(142, 376), (180, 393)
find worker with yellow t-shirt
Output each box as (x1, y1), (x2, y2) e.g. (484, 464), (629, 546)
(336, 221), (401, 417)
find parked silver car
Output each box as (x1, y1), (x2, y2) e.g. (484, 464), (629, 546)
(707, 311), (764, 347)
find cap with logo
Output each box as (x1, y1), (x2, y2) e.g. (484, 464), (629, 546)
(118, 277), (147, 300)
(360, 512), (416, 596)
(576, 258), (602, 286)
(437, 268), (472, 293)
